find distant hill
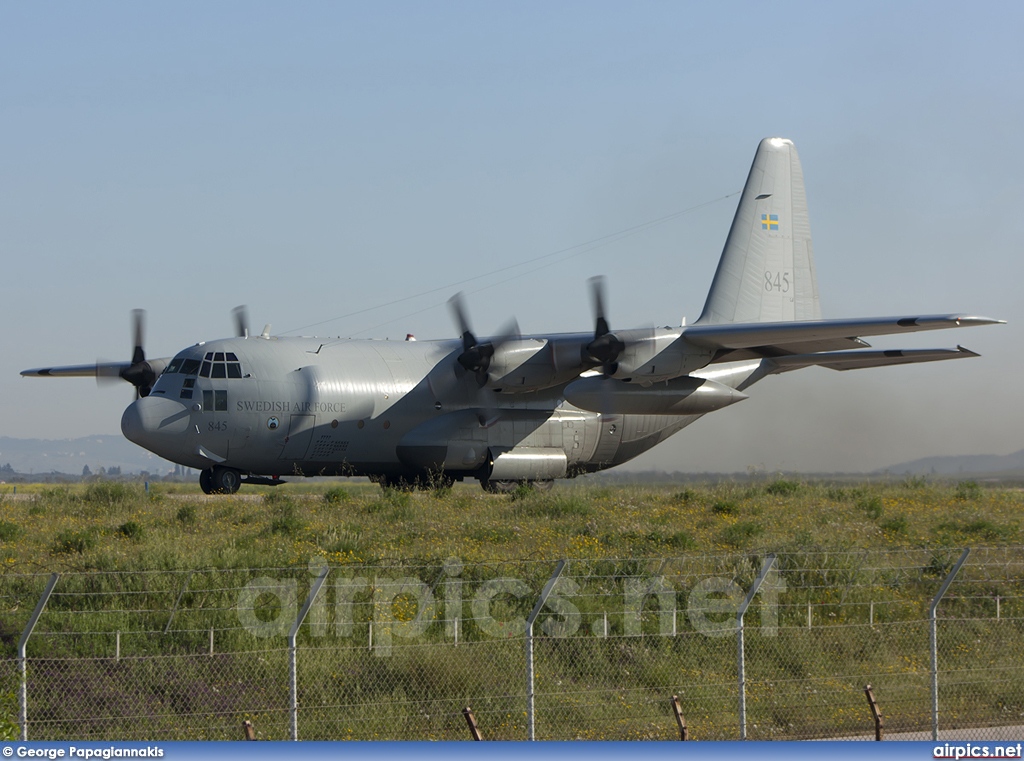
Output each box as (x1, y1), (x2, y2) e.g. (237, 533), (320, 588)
(876, 448), (1024, 477)
(0, 435), (175, 477)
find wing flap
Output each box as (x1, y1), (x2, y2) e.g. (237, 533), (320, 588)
(767, 346), (980, 373)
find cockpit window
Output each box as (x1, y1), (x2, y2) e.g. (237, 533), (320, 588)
(202, 352), (243, 379)
(165, 353), (242, 400)
(165, 351), (243, 404)
(165, 357), (223, 376)
(203, 390), (228, 411)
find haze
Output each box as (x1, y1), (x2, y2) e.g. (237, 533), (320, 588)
(2, 2), (1021, 474)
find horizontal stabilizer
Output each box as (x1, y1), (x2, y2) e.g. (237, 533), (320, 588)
(767, 346), (980, 373)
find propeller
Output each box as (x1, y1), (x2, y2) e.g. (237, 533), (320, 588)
(584, 276), (625, 376)
(95, 309), (157, 398)
(232, 305), (250, 338)
(444, 293), (523, 426)
(119, 309), (159, 398)
(448, 293), (497, 387)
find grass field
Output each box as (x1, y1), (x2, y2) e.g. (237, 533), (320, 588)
(0, 476), (1020, 572)
(0, 477), (1022, 741)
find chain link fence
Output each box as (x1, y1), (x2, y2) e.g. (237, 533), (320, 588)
(1, 548), (1022, 741)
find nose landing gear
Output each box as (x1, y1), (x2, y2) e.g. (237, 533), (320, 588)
(199, 466), (242, 495)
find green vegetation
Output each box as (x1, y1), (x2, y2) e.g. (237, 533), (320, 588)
(0, 521), (21, 543)
(0, 478), (1019, 570)
(117, 520), (145, 541)
(0, 478), (1021, 740)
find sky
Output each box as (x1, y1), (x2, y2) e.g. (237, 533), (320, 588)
(2, 1), (1022, 474)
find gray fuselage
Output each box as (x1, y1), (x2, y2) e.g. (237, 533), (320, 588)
(121, 333), (736, 482)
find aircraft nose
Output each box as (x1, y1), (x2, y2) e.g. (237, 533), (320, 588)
(121, 396), (192, 453)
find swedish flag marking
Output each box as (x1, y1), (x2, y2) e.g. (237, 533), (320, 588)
(761, 214), (779, 231)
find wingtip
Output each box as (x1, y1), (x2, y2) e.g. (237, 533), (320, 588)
(955, 315), (1006, 326)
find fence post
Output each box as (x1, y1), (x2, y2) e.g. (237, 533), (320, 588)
(930, 548), (970, 742)
(19, 573), (59, 741)
(738, 554), (776, 740)
(463, 707), (483, 740)
(289, 565), (330, 741)
(864, 684), (883, 740)
(671, 695), (688, 740)
(526, 559), (566, 741)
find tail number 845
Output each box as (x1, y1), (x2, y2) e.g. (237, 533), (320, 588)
(764, 271), (791, 293)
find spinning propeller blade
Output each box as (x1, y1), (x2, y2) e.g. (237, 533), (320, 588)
(118, 309), (158, 398)
(584, 276), (625, 376)
(446, 293), (524, 426)
(232, 305), (250, 338)
(448, 293), (496, 387)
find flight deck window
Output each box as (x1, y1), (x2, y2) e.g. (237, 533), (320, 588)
(182, 359), (201, 375)
(201, 389), (228, 412)
(200, 352), (243, 379)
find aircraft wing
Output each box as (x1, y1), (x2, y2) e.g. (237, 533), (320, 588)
(21, 362), (131, 379)
(682, 314), (1003, 360)
(765, 346), (980, 373)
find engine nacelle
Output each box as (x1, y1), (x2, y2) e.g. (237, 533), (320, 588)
(487, 338), (595, 393)
(596, 330), (715, 383)
(564, 375), (748, 415)
(486, 339), (556, 391)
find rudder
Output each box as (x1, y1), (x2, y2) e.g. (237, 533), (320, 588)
(696, 137), (820, 324)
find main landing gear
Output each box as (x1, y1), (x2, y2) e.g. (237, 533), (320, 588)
(199, 466), (242, 495)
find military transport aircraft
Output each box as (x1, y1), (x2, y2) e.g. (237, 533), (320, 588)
(22, 138), (1003, 494)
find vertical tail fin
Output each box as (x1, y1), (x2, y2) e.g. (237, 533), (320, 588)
(696, 138), (821, 325)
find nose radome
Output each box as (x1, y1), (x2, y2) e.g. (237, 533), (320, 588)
(121, 396), (191, 450)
